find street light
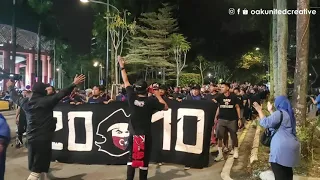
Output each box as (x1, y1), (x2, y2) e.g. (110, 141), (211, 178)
(93, 62), (103, 84)
(208, 73), (212, 78)
(80, 0), (120, 13)
(255, 47), (260, 51)
(80, 0), (120, 92)
(56, 68), (59, 71)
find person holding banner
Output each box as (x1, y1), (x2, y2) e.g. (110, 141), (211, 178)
(7, 74), (85, 180)
(118, 56), (168, 180)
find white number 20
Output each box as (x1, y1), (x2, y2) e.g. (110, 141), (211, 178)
(52, 111), (93, 152)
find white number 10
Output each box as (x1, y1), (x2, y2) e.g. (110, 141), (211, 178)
(151, 108), (205, 154)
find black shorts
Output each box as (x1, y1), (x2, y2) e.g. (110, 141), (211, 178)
(216, 119), (237, 139)
(28, 140), (52, 173)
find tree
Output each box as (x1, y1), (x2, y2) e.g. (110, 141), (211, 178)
(293, 0), (310, 125)
(277, 0), (288, 96)
(269, 12), (275, 99)
(108, 12), (136, 85)
(170, 33), (190, 86)
(193, 55), (209, 85)
(179, 73), (201, 87)
(28, 0), (52, 82)
(126, 3), (178, 82)
(239, 51), (263, 69)
(210, 61), (231, 82)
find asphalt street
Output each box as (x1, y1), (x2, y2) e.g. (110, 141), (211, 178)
(2, 111), (224, 180)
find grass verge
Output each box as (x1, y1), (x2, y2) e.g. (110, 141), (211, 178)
(248, 129), (320, 179)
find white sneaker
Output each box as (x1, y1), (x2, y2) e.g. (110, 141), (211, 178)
(233, 149), (239, 159)
(214, 153), (224, 161)
(222, 147), (229, 153)
(229, 149), (234, 155)
(158, 163), (163, 166)
(184, 166), (190, 170)
(210, 145), (218, 153)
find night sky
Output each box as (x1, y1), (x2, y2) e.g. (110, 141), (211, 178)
(0, 0), (269, 61)
(2, 0), (320, 65)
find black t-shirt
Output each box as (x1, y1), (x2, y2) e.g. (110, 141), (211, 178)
(126, 86), (165, 135)
(70, 94), (83, 103)
(215, 93), (240, 121)
(205, 93), (220, 101)
(249, 93), (261, 106)
(87, 96), (105, 104)
(172, 92), (184, 99)
(242, 94), (249, 107)
(259, 90), (269, 100)
(236, 95), (244, 109)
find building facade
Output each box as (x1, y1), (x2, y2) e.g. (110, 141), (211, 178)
(0, 24), (53, 91)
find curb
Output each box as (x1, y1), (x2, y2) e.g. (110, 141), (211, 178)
(250, 125), (261, 164)
(220, 121), (252, 180)
(293, 176), (320, 180)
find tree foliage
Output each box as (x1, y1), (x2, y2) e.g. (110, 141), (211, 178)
(239, 50), (263, 69)
(209, 61), (231, 82)
(193, 55), (209, 85)
(170, 33), (190, 86)
(28, 0), (52, 15)
(126, 3), (177, 68)
(125, 3), (179, 82)
(179, 73), (201, 86)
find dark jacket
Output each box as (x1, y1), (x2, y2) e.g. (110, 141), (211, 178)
(9, 84), (76, 142)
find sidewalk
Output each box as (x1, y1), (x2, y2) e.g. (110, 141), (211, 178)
(1, 110), (15, 116)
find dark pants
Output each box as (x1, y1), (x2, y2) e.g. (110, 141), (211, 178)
(271, 163), (293, 180)
(244, 106), (250, 120)
(17, 118), (27, 144)
(217, 120), (238, 147)
(127, 134), (152, 180)
(28, 140), (52, 173)
(0, 140), (8, 180)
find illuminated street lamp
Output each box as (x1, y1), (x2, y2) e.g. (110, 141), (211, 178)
(93, 61), (99, 67)
(255, 47), (260, 51)
(80, 0), (119, 10)
(93, 62), (103, 84)
(208, 73), (212, 78)
(56, 68), (59, 71)
(80, 0), (120, 90)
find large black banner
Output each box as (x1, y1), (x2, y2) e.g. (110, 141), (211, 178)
(52, 100), (217, 168)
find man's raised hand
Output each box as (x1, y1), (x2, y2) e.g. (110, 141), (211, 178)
(73, 74), (86, 85)
(6, 80), (14, 88)
(118, 56), (125, 68)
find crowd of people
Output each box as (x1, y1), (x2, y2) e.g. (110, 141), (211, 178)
(0, 56), (299, 180)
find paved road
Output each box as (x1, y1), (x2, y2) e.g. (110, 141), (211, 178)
(3, 112), (225, 180)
